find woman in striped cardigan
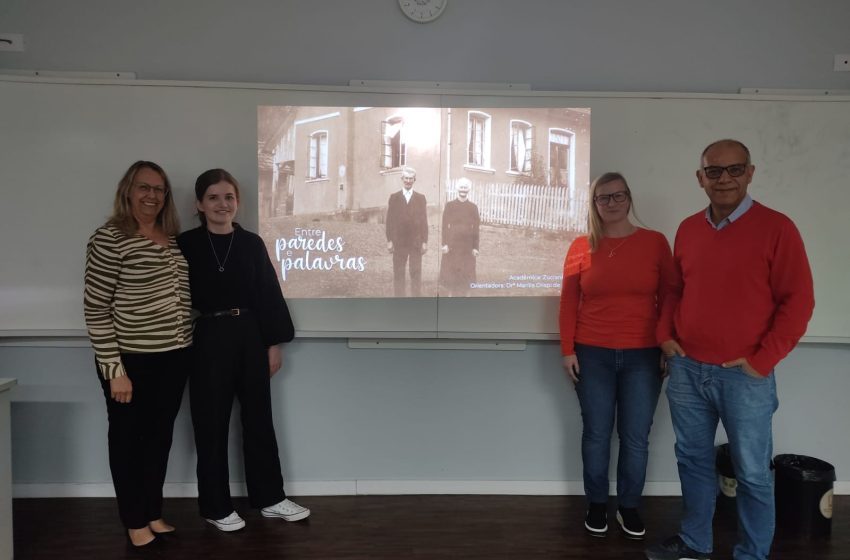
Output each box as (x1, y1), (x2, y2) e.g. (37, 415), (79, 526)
(84, 161), (193, 548)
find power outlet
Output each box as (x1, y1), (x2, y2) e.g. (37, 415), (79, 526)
(835, 54), (850, 72)
(0, 33), (25, 52)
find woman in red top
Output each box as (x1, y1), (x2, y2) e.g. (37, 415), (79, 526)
(559, 172), (676, 540)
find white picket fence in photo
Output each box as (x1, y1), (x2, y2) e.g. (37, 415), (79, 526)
(446, 180), (588, 232)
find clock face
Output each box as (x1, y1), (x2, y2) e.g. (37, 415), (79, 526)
(398, 0), (447, 23)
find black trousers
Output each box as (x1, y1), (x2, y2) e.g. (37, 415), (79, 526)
(392, 243), (422, 296)
(191, 315), (286, 519)
(97, 348), (189, 529)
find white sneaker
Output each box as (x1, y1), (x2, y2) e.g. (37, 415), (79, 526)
(205, 511), (246, 532)
(261, 499), (310, 522)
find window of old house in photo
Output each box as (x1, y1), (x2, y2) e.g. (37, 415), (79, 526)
(381, 117), (406, 169)
(549, 128), (572, 188)
(308, 130), (328, 179)
(509, 120), (533, 174)
(467, 111), (492, 168)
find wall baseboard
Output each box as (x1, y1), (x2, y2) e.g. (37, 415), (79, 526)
(13, 480), (850, 498)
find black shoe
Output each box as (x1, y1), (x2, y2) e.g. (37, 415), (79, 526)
(151, 529), (178, 541)
(616, 507), (646, 539)
(125, 534), (165, 556)
(584, 502), (608, 537)
(645, 535), (710, 560)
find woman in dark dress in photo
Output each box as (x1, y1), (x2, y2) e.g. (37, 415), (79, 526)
(177, 168), (309, 532)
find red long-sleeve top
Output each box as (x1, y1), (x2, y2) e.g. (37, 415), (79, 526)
(559, 228), (677, 355)
(656, 202), (814, 375)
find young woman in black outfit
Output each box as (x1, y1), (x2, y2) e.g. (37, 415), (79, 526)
(177, 168), (309, 532)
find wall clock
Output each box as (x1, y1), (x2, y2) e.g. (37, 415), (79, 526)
(398, 0), (448, 23)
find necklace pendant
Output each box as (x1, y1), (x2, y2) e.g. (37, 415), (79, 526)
(608, 251), (615, 258)
(207, 228), (236, 273)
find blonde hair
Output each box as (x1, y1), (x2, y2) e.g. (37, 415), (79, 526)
(587, 172), (638, 253)
(107, 161), (180, 236)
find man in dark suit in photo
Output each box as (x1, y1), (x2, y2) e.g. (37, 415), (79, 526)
(386, 166), (428, 296)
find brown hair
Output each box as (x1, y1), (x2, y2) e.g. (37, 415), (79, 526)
(194, 168), (241, 225)
(107, 160), (179, 236)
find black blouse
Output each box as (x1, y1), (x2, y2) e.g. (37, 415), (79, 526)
(177, 224), (294, 346)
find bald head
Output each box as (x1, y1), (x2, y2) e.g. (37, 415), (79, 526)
(701, 139), (751, 166)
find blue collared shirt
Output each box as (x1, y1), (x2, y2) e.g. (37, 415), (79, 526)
(705, 194), (753, 230)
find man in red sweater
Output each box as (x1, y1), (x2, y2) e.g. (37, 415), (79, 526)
(646, 140), (814, 560)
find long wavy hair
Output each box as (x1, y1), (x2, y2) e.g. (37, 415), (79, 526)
(587, 171), (639, 253)
(107, 160), (179, 236)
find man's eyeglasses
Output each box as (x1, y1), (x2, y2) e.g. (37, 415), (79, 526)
(702, 163), (748, 180)
(593, 191), (629, 206)
(135, 183), (168, 197)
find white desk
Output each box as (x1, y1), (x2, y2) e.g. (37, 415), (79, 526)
(0, 378), (16, 560)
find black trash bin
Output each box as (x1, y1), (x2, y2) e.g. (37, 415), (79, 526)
(774, 454), (835, 538)
(715, 444), (737, 511)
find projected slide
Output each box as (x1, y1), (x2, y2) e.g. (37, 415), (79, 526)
(258, 106), (590, 298)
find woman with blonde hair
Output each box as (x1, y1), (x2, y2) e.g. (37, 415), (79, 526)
(559, 172), (677, 540)
(84, 160), (193, 548)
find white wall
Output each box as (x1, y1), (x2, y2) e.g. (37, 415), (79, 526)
(1, 1), (849, 495)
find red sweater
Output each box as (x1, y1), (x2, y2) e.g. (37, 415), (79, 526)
(657, 202), (814, 375)
(559, 228), (677, 355)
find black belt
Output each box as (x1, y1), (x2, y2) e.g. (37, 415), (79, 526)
(197, 308), (252, 320)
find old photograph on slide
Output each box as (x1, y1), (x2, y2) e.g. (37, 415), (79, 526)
(258, 106), (590, 298)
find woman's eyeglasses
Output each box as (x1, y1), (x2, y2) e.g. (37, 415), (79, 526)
(135, 183), (168, 197)
(593, 191), (629, 206)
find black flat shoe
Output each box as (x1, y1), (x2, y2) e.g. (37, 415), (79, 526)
(151, 529), (178, 541)
(126, 534), (165, 554)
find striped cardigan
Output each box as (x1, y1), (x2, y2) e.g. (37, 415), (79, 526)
(84, 224), (193, 380)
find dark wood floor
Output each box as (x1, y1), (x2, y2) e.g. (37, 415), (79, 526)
(13, 495), (847, 559)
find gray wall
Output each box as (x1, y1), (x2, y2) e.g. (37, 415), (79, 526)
(2, 0), (849, 495)
(4, 342), (849, 495)
(2, 0), (849, 93)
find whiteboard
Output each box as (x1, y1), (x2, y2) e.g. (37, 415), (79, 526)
(0, 76), (847, 341)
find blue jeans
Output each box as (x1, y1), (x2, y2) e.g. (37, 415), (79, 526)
(665, 355), (778, 560)
(574, 344), (662, 508)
